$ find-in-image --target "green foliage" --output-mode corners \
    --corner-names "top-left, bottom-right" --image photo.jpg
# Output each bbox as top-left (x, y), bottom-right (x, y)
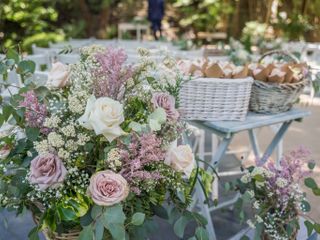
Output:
top-left (0, 0), bottom-right (63, 52)
top-left (173, 0), bottom-right (233, 35)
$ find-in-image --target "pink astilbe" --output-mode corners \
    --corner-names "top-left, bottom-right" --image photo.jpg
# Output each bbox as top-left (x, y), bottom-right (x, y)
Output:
top-left (93, 47), bottom-right (133, 99)
top-left (20, 90), bottom-right (49, 134)
top-left (119, 133), bottom-right (165, 194)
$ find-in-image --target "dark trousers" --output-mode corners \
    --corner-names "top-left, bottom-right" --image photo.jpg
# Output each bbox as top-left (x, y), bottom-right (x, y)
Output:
top-left (150, 19), bottom-right (162, 40)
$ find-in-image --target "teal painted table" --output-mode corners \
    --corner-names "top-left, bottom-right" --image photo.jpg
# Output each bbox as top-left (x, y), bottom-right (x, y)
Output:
top-left (189, 108), bottom-right (311, 239)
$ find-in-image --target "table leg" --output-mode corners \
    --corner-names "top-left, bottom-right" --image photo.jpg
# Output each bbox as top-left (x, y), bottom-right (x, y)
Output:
top-left (195, 180), bottom-right (217, 239)
top-left (210, 136), bottom-right (233, 167)
top-left (259, 121), bottom-right (292, 165)
top-left (248, 129), bottom-right (261, 161)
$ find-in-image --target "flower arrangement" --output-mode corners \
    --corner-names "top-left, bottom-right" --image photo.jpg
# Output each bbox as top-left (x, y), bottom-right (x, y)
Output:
top-left (229, 147), bottom-right (320, 240)
top-left (0, 47), bottom-right (211, 239)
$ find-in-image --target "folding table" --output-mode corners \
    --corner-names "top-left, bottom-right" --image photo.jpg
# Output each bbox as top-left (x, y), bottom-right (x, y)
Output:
top-left (188, 108), bottom-right (311, 239)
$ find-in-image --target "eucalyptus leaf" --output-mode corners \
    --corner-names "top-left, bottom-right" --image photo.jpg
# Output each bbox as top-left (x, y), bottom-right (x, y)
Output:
top-left (195, 226), bottom-right (209, 240)
top-left (107, 223), bottom-right (126, 240)
top-left (305, 178), bottom-right (318, 189)
top-left (6, 49), bottom-right (19, 63)
top-left (131, 212), bottom-right (145, 226)
top-left (305, 220), bottom-right (314, 236)
top-left (173, 215), bottom-right (189, 238)
top-left (103, 204), bottom-right (126, 226)
top-left (95, 218), bottom-right (105, 240)
top-left (79, 225), bottom-right (94, 240)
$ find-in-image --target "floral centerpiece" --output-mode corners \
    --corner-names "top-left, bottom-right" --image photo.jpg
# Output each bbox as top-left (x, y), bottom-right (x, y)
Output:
top-left (229, 147), bottom-right (320, 240)
top-left (0, 47), bottom-right (211, 239)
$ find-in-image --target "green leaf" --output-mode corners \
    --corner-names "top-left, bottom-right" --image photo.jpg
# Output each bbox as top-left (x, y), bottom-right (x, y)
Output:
top-left (313, 188), bottom-right (320, 196)
top-left (225, 182), bottom-right (231, 191)
top-left (26, 127), bottom-right (40, 141)
top-left (308, 161), bottom-right (316, 170)
top-left (3, 105), bottom-right (14, 121)
top-left (305, 178), bottom-right (318, 189)
top-left (153, 205), bottom-right (168, 219)
top-left (107, 223), bottom-right (126, 240)
top-left (58, 207), bottom-right (77, 221)
top-left (301, 200), bottom-right (311, 212)
top-left (305, 220), bottom-right (314, 236)
top-left (28, 227), bottom-right (40, 240)
top-left (79, 225), bottom-right (94, 240)
top-left (192, 212), bottom-right (208, 226)
top-left (6, 49), bottom-right (19, 63)
top-left (17, 60), bottom-right (36, 74)
top-left (253, 174), bottom-right (264, 182)
top-left (240, 236), bottom-right (250, 240)
top-left (177, 190), bottom-right (186, 203)
top-left (314, 223), bottom-right (320, 234)
top-left (0, 62), bottom-right (6, 74)
top-left (195, 227), bottom-right (209, 240)
top-left (131, 212), bottom-right (145, 226)
top-left (103, 204), bottom-right (126, 225)
top-left (91, 205), bottom-right (103, 219)
top-left (188, 237), bottom-right (197, 240)
top-left (173, 215), bottom-right (189, 238)
top-left (95, 218), bottom-right (104, 240)
top-left (5, 59), bottom-right (15, 67)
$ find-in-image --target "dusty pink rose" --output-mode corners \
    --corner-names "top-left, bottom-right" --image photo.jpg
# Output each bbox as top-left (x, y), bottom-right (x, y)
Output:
top-left (29, 153), bottom-right (67, 190)
top-left (151, 92), bottom-right (179, 121)
top-left (87, 170), bottom-right (129, 206)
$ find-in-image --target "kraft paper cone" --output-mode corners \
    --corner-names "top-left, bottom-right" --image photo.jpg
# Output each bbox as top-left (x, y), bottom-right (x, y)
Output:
top-left (268, 68), bottom-right (286, 83)
top-left (201, 59), bottom-right (209, 75)
top-left (284, 66), bottom-right (295, 83)
top-left (205, 63), bottom-right (224, 78)
top-left (189, 62), bottom-right (202, 74)
top-left (233, 65), bottom-right (249, 79)
top-left (223, 68), bottom-right (233, 78)
top-left (253, 67), bottom-right (269, 81)
top-left (248, 63), bottom-right (261, 77)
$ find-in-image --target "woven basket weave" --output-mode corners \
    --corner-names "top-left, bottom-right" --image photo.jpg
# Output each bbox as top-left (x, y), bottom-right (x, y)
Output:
top-left (179, 77), bottom-right (253, 121)
top-left (33, 214), bottom-right (80, 240)
top-left (249, 50), bottom-right (308, 114)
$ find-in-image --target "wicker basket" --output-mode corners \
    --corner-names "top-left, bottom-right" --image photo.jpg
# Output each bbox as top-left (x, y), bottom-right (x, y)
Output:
top-left (179, 77), bottom-right (253, 121)
top-left (33, 214), bottom-right (80, 240)
top-left (249, 50), bottom-right (308, 114)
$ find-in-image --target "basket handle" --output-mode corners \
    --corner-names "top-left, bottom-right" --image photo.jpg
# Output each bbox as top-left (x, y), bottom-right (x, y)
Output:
top-left (259, 50), bottom-right (300, 64)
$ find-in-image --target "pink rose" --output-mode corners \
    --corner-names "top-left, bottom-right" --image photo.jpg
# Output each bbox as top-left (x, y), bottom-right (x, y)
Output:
top-left (29, 153), bottom-right (67, 190)
top-left (151, 92), bottom-right (179, 121)
top-left (87, 170), bottom-right (129, 206)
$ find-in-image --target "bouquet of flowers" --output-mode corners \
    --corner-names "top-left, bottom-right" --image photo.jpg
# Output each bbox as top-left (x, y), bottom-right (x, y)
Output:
top-left (229, 147), bottom-right (320, 240)
top-left (0, 46), bottom-right (210, 239)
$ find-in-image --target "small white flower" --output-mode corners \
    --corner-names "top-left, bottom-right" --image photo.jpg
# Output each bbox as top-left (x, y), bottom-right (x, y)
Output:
top-left (240, 173), bottom-right (251, 183)
top-left (48, 132), bottom-right (64, 148)
top-left (275, 178), bottom-right (288, 188)
top-left (253, 201), bottom-right (260, 209)
top-left (247, 219), bottom-right (256, 229)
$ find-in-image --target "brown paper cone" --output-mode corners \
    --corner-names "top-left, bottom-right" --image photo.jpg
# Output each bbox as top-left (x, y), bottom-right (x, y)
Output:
top-left (233, 65), bottom-right (249, 79)
top-left (205, 63), bottom-right (224, 78)
top-left (268, 68), bottom-right (286, 83)
top-left (284, 66), bottom-right (294, 83)
top-left (189, 63), bottom-right (202, 74)
top-left (253, 67), bottom-right (269, 81)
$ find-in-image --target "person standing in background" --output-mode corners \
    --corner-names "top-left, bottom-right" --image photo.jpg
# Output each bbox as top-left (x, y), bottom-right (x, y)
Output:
top-left (148, 0), bottom-right (164, 40)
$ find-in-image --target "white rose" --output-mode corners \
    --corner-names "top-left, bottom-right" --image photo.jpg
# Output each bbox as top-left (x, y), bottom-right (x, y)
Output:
top-left (78, 96), bottom-right (125, 142)
top-left (47, 62), bottom-right (69, 88)
top-left (165, 144), bottom-right (195, 177)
